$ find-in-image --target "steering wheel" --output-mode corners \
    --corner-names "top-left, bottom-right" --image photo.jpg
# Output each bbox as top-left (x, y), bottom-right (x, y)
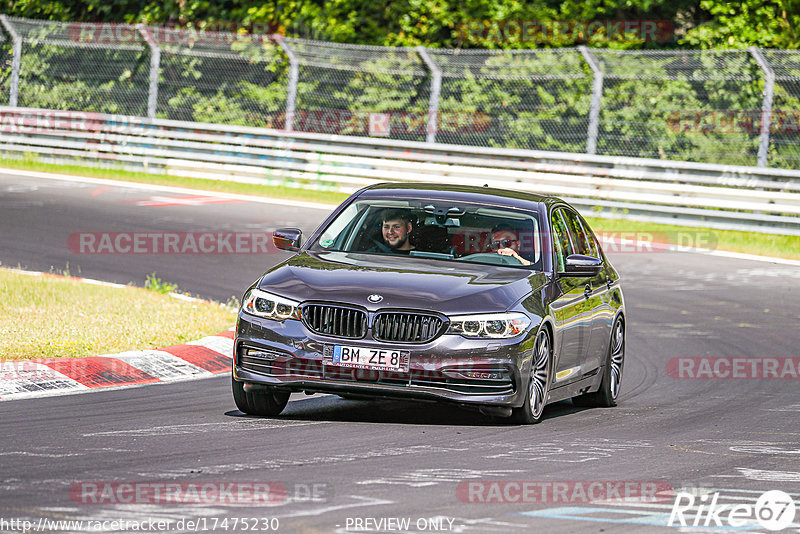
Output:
top-left (457, 252), bottom-right (523, 266)
top-left (369, 238), bottom-right (393, 253)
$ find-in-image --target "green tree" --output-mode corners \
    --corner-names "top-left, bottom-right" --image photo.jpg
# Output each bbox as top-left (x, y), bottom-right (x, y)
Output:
top-left (681, 0), bottom-right (800, 49)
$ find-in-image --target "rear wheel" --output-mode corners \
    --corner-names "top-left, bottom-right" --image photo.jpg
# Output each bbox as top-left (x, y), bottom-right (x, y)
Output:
top-left (573, 316), bottom-right (625, 408)
top-left (232, 376), bottom-right (290, 416)
top-left (511, 328), bottom-right (551, 424)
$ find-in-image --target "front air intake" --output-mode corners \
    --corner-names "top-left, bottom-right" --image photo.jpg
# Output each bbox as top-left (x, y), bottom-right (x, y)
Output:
top-left (300, 304), bottom-right (368, 339)
top-left (373, 312), bottom-right (445, 343)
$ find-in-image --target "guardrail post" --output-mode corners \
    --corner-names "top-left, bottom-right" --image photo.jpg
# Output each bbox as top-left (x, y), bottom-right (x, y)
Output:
top-left (579, 46), bottom-right (603, 155)
top-left (275, 36), bottom-right (298, 132)
top-left (417, 46), bottom-right (442, 144)
top-left (749, 46), bottom-right (775, 168)
top-left (0, 15), bottom-right (22, 107)
top-left (136, 24), bottom-right (160, 119)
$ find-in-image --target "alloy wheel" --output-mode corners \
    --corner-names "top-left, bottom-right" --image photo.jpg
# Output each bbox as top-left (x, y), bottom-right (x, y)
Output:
top-left (609, 319), bottom-right (625, 400)
top-left (528, 330), bottom-right (550, 419)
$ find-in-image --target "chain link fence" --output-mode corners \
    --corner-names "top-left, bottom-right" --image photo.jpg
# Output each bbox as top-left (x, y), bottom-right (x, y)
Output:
top-left (5, 18), bottom-right (151, 115)
top-left (1, 16), bottom-right (799, 169)
top-left (154, 26), bottom-right (287, 126)
top-left (765, 50), bottom-right (800, 169)
top-left (287, 38), bottom-right (429, 140)
top-left (430, 48), bottom-right (591, 151)
top-left (0, 30), bottom-right (11, 104)
top-left (592, 49), bottom-right (765, 167)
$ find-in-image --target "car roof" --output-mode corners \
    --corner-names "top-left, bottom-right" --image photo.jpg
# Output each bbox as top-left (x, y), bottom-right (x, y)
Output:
top-left (358, 182), bottom-right (565, 210)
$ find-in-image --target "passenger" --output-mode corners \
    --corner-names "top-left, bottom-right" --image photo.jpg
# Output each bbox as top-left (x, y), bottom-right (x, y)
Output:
top-left (491, 224), bottom-right (531, 266)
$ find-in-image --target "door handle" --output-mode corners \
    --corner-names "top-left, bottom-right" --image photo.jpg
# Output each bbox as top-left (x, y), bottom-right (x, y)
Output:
top-left (584, 284), bottom-right (592, 298)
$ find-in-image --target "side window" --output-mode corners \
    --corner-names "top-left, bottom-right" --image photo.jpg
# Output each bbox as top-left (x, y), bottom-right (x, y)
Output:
top-left (581, 217), bottom-right (601, 258)
top-left (560, 209), bottom-right (593, 256)
top-left (551, 209), bottom-right (573, 272)
top-left (317, 202), bottom-right (364, 250)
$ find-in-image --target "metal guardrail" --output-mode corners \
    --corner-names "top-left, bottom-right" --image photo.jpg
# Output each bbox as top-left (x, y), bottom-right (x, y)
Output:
top-left (1, 106), bottom-right (800, 235)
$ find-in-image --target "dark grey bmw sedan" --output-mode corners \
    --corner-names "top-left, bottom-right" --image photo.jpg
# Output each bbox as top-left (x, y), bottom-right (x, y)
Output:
top-left (232, 183), bottom-right (625, 424)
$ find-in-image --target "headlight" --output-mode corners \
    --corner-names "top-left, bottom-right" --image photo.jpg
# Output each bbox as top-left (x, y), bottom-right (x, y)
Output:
top-left (241, 288), bottom-right (301, 321)
top-left (446, 312), bottom-right (531, 338)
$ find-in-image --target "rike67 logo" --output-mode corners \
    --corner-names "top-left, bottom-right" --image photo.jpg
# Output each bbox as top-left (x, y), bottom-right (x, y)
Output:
top-left (669, 490), bottom-right (797, 531)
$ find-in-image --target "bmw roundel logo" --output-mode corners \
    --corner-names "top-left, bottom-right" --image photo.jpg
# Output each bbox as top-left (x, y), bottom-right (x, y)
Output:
top-left (367, 294), bottom-right (383, 303)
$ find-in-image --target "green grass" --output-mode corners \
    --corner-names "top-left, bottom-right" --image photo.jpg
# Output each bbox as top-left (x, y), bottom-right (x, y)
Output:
top-left (585, 217), bottom-right (800, 260)
top-left (144, 272), bottom-right (180, 294)
top-left (0, 268), bottom-right (235, 360)
top-left (1, 157), bottom-right (798, 260)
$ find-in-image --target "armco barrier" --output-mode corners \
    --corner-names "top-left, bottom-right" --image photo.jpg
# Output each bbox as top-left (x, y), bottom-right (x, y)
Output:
top-left (1, 106), bottom-right (799, 235)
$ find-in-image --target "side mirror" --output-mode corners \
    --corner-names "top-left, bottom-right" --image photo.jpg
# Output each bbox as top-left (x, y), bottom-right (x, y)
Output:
top-left (273, 228), bottom-right (302, 252)
top-left (562, 254), bottom-right (603, 277)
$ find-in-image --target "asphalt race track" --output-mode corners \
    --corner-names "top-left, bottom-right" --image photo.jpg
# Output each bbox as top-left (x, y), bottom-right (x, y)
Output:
top-left (1, 169), bottom-right (799, 534)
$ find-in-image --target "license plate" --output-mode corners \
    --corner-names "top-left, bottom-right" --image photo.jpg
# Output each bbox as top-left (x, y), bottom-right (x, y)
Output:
top-left (324, 344), bottom-right (410, 372)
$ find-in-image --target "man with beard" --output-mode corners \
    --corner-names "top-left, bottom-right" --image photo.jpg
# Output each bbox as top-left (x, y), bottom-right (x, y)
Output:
top-left (377, 210), bottom-right (415, 254)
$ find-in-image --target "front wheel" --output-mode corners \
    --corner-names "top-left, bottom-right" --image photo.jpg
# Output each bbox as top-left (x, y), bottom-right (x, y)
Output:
top-left (573, 316), bottom-right (625, 408)
top-left (232, 376), bottom-right (290, 416)
top-left (511, 328), bottom-right (551, 424)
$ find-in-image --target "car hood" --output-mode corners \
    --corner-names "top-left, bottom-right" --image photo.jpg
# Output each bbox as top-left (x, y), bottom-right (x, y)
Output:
top-left (257, 251), bottom-right (545, 314)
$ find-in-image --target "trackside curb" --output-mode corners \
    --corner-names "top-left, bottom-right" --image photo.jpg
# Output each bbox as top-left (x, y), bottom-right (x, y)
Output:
top-left (0, 269), bottom-right (235, 402)
top-left (0, 330), bottom-right (234, 401)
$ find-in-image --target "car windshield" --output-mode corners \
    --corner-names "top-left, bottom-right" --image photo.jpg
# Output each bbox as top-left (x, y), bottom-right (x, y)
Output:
top-left (311, 198), bottom-right (542, 269)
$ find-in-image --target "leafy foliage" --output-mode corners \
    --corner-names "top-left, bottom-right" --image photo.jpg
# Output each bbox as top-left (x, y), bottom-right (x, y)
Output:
top-left (0, 0), bottom-right (796, 49)
top-left (682, 0), bottom-right (800, 49)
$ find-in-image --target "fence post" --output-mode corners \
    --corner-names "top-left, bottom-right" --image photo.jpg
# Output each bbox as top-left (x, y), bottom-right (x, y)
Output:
top-left (749, 46), bottom-right (775, 168)
top-left (578, 46), bottom-right (603, 155)
top-left (0, 15), bottom-right (22, 107)
top-left (275, 36), bottom-right (298, 132)
top-left (136, 24), bottom-right (160, 119)
top-left (416, 46), bottom-right (442, 144)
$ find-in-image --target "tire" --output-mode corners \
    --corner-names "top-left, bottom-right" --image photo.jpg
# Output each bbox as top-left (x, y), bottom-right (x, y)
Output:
top-left (232, 376), bottom-right (290, 416)
top-left (511, 327), bottom-right (551, 424)
top-left (572, 316), bottom-right (625, 408)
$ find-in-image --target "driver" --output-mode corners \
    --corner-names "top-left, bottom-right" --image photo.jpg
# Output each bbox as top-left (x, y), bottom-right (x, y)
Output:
top-left (491, 224), bottom-right (531, 266)
top-left (379, 210), bottom-right (415, 254)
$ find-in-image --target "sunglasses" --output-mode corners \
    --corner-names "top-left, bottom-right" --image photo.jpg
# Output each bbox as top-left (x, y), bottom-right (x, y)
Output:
top-left (490, 238), bottom-right (518, 249)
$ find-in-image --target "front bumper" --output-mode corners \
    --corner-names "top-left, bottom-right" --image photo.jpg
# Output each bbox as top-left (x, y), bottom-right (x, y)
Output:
top-left (233, 313), bottom-right (535, 407)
